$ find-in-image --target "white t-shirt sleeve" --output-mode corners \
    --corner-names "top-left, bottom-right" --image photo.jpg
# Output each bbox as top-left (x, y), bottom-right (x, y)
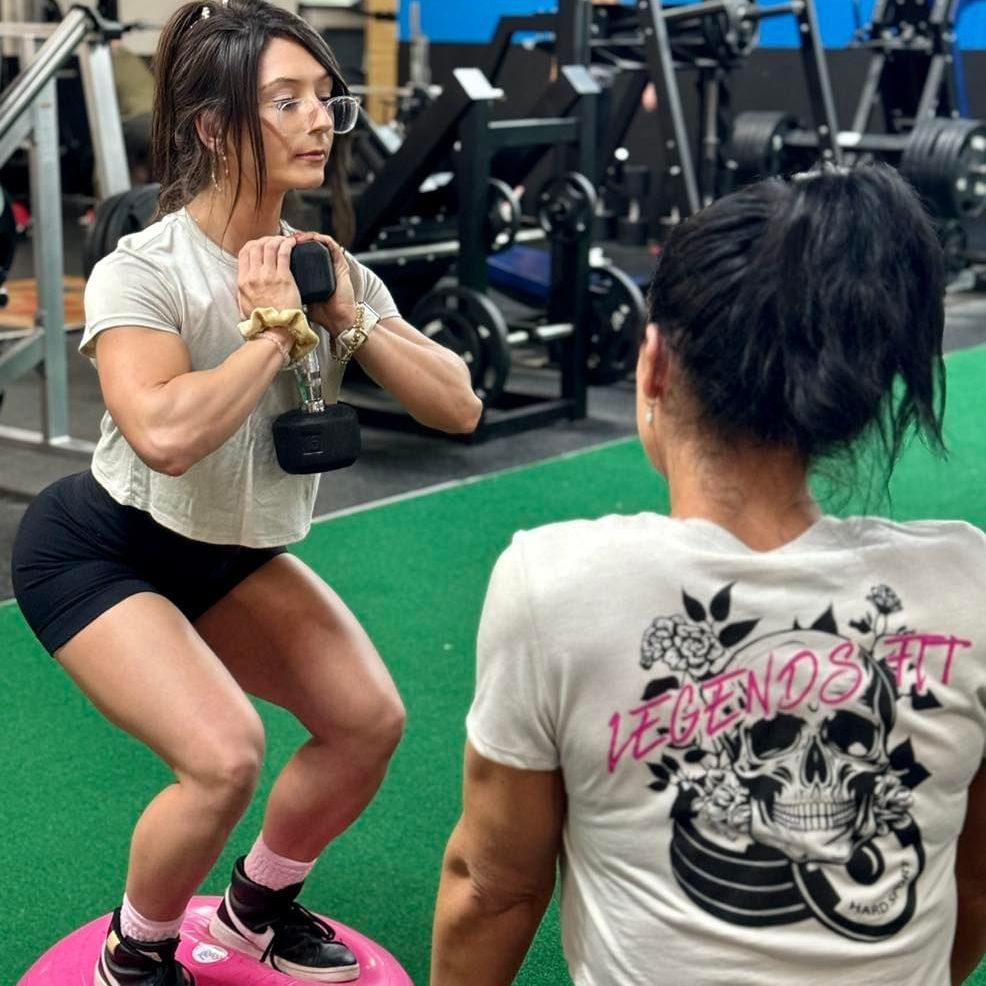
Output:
top-left (347, 255), bottom-right (400, 321)
top-left (466, 536), bottom-right (560, 771)
top-left (80, 251), bottom-right (181, 360)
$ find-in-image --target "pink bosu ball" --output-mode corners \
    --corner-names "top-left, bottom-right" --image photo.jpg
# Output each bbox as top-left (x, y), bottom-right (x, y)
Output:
top-left (18, 895), bottom-right (413, 985)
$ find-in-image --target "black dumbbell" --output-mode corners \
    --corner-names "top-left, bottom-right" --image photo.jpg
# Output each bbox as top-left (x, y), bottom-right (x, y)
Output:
top-left (597, 150), bottom-right (627, 241)
top-left (617, 164), bottom-right (651, 247)
top-left (271, 241), bottom-right (361, 474)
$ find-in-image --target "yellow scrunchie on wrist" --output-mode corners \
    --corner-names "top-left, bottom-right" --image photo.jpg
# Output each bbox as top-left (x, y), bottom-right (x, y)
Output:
top-left (237, 308), bottom-right (320, 364)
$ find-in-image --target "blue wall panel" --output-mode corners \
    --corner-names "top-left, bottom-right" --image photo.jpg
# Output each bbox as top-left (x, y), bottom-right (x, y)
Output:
top-left (399, 0), bottom-right (986, 49)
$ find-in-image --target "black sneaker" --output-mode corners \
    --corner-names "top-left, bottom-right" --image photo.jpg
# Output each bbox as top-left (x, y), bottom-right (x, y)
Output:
top-left (208, 857), bottom-right (359, 982)
top-left (93, 907), bottom-right (195, 986)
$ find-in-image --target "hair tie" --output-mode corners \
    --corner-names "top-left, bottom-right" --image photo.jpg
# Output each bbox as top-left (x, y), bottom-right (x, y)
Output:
top-left (200, 0), bottom-right (227, 18)
top-left (792, 163), bottom-right (852, 183)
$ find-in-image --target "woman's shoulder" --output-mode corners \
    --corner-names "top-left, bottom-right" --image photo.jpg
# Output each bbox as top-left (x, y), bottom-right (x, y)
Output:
top-left (844, 515), bottom-right (986, 551)
top-left (510, 513), bottom-right (663, 567)
top-left (89, 211), bottom-right (188, 283)
top-left (510, 513), bottom-right (986, 568)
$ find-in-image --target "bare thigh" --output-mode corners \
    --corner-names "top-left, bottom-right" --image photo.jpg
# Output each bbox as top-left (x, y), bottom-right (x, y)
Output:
top-left (56, 592), bottom-right (265, 776)
top-left (194, 554), bottom-right (403, 738)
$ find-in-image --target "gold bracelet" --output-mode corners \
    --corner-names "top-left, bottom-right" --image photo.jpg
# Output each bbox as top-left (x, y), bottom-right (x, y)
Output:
top-left (249, 331), bottom-right (291, 368)
top-left (333, 304), bottom-right (375, 366)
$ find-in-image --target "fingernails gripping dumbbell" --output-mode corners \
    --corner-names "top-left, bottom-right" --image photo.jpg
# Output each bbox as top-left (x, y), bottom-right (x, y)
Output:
top-left (272, 241), bottom-right (362, 474)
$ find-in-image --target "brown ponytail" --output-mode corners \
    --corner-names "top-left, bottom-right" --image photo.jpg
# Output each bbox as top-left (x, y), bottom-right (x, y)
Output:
top-left (150, 2), bottom-right (209, 216)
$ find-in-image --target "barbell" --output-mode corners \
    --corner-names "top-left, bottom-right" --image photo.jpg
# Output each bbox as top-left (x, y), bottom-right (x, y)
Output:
top-left (730, 112), bottom-right (986, 220)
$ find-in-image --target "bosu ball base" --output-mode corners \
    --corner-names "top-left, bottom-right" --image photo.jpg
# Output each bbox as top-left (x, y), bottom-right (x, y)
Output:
top-left (18, 895), bottom-right (412, 985)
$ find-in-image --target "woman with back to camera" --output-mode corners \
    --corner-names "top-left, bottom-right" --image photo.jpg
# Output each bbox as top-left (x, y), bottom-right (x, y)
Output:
top-left (11, 1), bottom-right (481, 984)
top-left (432, 165), bottom-right (986, 986)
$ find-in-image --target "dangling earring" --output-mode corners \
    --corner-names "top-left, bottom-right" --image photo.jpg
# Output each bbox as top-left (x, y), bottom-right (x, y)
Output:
top-left (211, 149), bottom-right (227, 192)
top-left (646, 401), bottom-right (657, 426)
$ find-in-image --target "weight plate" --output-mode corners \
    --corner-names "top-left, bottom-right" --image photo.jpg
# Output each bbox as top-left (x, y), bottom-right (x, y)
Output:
top-left (669, 0), bottom-right (759, 66)
top-left (410, 285), bottom-right (511, 404)
top-left (537, 171), bottom-right (598, 241)
top-left (730, 111), bottom-right (798, 185)
top-left (587, 264), bottom-right (647, 385)
top-left (952, 122), bottom-right (986, 219)
top-left (486, 178), bottom-right (522, 255)
top-left (84, 188), bottom-right (130, 277)
top-left (901, 118), bottom-right (945, 199)
top-left (929, 120), bottom-right (969, 216)
top-left (707, 0), bottom-right (760, 64)
top-left (902, 119), bottom-right (986, 220)
top-left (938, 220), bottom-right (967, 277)
top-left (84, 183), bottom-right (161, 276)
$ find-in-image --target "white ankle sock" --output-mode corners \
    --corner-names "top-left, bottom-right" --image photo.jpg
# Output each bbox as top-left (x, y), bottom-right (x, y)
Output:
top-left (119, 894), bottom-right (184, 942)
top-left (243, 833), bottom-right (317, 891)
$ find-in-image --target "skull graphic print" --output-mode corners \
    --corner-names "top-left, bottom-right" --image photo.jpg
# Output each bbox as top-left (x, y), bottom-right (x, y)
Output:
top-left (605, 583), bottom-right (967, 942)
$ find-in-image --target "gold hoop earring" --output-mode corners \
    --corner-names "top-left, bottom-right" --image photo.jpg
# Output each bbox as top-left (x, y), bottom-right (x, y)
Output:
top-left (210, 150), bottom-right (228, 192)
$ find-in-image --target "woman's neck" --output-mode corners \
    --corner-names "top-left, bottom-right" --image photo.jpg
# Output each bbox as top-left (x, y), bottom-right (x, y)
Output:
top-left (186, 187), bottom-right (286, 256)
top-left (665, 439), bottom-right (821, 551)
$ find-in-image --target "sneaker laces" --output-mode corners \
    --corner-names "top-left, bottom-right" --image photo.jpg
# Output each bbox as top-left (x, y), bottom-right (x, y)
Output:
top-left (259, 902), bottom-right (338, 964)
top-left (167, 962), bottom-right (195, 986)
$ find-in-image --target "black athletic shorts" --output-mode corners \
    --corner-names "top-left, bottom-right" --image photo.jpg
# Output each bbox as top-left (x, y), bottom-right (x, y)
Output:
top-left (11, 470), bottom-right (286, 655)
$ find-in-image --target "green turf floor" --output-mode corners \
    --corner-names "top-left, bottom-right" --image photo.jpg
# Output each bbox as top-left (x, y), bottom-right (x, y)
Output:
top-left (4, 345), bottom-right (986, 984)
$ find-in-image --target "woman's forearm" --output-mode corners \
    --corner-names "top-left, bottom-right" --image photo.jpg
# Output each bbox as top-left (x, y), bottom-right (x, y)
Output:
top-left (143, 332), bottom-right (289, 475)
top-left (353, 322), bottom-right (482, 434)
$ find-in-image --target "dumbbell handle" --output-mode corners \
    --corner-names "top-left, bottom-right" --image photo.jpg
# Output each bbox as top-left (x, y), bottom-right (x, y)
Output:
top-left (293, 350), bottom-right (326, 414)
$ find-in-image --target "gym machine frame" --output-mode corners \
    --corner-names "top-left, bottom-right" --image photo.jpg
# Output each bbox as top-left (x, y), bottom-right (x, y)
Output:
top-left (348, 65), bottom-right (600, 441)
top-left (851, 0), bottom-right (972, 136)
top-left (729, 0), bottom-right (986, 229)
top-left (586, 0), bottom-right (841, 218)
top-left (0, 5), bottom-right (130, 458)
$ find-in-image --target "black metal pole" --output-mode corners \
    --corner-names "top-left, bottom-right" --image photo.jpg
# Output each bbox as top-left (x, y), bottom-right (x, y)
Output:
top-left (698, 69), bottom-right (721, 206)
top-left (638, 0), bottom-right (701, 215)
top-left (793, 0), bottom-right (842, 167)
top-left (455, 99), bottom-right (494, 293)
top-left (555, 0), bottom-right (593, 66)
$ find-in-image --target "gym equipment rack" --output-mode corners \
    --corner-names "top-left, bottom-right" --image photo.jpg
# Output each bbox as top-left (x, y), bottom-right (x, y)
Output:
top-left (347, 63), bottom-right (601, 442)
top-left (585, 0), bottom-right (841, 219)
top-left (0, 6), bottom-right (130, 459)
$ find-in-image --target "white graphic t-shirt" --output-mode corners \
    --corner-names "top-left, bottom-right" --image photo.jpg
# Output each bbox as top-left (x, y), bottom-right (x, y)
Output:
top-left (81, 209), bottom-right (399, 548)
top-left (467, 513), bottom-right (986, 986)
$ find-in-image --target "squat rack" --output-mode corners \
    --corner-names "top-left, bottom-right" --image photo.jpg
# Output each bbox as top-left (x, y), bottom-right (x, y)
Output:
top-left (0, 5), bottom-right (130, 458)
top-left (585, 0), bottom-right (841, 218)
top-left (850, 0), bottom-right (976, 134)
top-left (349, 62), bottom-right (601, 441)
